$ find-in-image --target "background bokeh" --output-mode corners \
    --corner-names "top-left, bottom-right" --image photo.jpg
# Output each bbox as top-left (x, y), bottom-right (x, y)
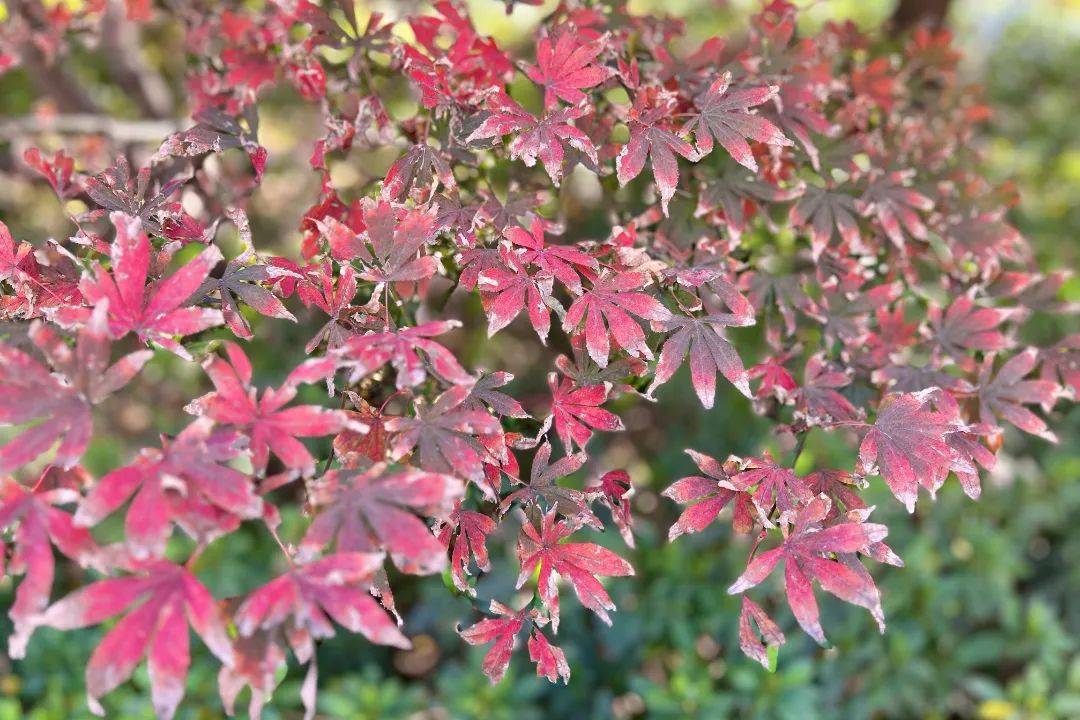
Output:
top-left (1, 1), bottom-right (1078, 718)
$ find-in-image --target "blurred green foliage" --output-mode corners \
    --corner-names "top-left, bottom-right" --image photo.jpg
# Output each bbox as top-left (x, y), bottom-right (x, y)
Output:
top-left (1, 1), bottom-right (1078, 718)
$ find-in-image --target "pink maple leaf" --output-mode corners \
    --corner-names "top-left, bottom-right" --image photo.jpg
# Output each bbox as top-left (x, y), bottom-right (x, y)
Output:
top-left (1, 467), bottom-right (99, 657)
top-left (235, 551), bottom-right (408, 649)
top-left (0, 221), bottom-right (33, 283)
top-left (384, 385), bottom-right (506, 491)
top-left (185, 342), bottom-right (353, 477)
top-left (545, 372), bottom-right (624, 451)
top-left (592, 468), bottom-right (635, 548)
top-left (40, 559), bottom-right (235, 720)
top-left (301, 462), bottom-right (464, 574)
top-left (789, 185), bottom-right (861, 257)
top-left (0, 306), bottom-right (151, 473)
top-left (649, 311), bottom-right (753, 408)
top-left (437, 507), bottom-right (498, 595)
top-left (458, 600), bottom-right (525, 684)
top-left (616, 98), bottom-right (699, 215)
top-left (796, 353), bottom-right (861, 425)
top-left (516, 509), bottom-right (633, 631)
top-left (859, 172), bottom-right (934, 248)
top-left (468, 95), bottom-right (597, 184)
top-left (858, 390), bottom-right (955, 512)
top-left (524, 32), bottom-right (613, 109)
top-left (687, 73), bottom-right (791, 171)
top-left (193, 211), bottom-right (296, 339)
top-left (352, 200), bottom-right (440, 284)
top-left (738, 596), bottom-right (786, 669)
top-left (505, 217), bottom-right (598, 294)
top-left (663, 449), bottom-right (753, 540)
top-left (926, 294), bottom-right (1014, 370)
top-left (727, 496), bottom-right (889, 645)
top-left (80, 213), bottom-right (223, 359)
top-left (337, 320), bottom-right (473, 389)
top-left (74, 418), bottom-right (262, 558)
top-left (528, 629), bottom-right (570, 684)
top-left (476, 248), bottom-right (556, 342)
top-left (500, 439), bottom-right (597, 528)
top-left (728, 453), bottom-right (815, 525)
top-left (563, 271), bottom-right (672, 367)
top-left (977, 349), bottom-right (1061, 442)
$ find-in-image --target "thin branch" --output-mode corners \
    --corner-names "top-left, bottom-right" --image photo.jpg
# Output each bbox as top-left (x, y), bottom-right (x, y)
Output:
top-left (0, 114), bottom-right (183, 143)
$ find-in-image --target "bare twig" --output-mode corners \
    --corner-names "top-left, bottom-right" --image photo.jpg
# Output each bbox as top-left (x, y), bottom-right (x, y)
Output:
top-left (0, 114), bottom-right (183, 143)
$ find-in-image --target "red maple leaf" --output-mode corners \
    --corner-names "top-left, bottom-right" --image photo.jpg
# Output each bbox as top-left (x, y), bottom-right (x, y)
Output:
top-left (476, 247), bottom-right (556, 342)
top-left (516, 509), bottom-right (633, 630)
top-left (437, 507), bottom-right (498, 595)
top-left (858, 390), bottom-right (955, 512)
top-left (563, 271), bottom-right (671, 368)
top-left (738, 597), bottom-right (786, 669)
top-left (663, 449), bottom-right (753, 540)
top-left (789, 185), bottom-right (861, 258)
top-left (859, 172), bottom-right (934, 248)
top-left (301, 462), bottom-right (464, 574)
top-left (458, 600), bottom-right (525, 684)
top-left (728, 453), bottom-right (815, 524)
top-left (75, 418), bottom-right (262, 558)
top-left (461, 371), bottom-right (529, 419)
top-left (337, 321), bottom-right (473, 389)
top-left (39, 559), bottom-right (235, 720)
top-left (458, 600), bottom-right (570, 685)
top-left (523, 32), bottom-right (613, 109)
top-left (544, 372), bottom-right (624, 451)
top-left (193, 211), bottom-right (296, 339)
top-left (0, 305), bottom-right (151, 473)
top-left (528, 629), bottom-right (570, 684)
top-left (977, 349), bottom-right (1061, 442)
top-left (649, 311), bottom-right (753, 408)
top-left (381, 142), bottom-right (456, 203)
top-left (796, 353), bottom-right (861, 425)
top-left (229, 552), bottom-right (407, 718)
top-left (0, 221), bottom-right (33, 284)
top-left (185, 342), bottom-right (352, 477)
top-left (727, 496), bottom-right (889, 645)
top-left (749, 352), bottom-right (800, 402)
top-left (1, 467), bottom-right (99, 657)
top-left (333, 396), bottom-right (390, 469)
top-left (1040, 334), bottom-right (1080, 399)
top-left (352, 200), bottom-right (440, 284)
top-left (926, 294), bottom-right (1014, 370)
top-left (295, 263), bottom-right (362, 354)
top-left (504, 217), bottom-right (598, 294)
top-left (687, 73), bottom-right (791, 172)
top-left (468, 95), bottom-right (597, 184)
top-left (592, 468), bottom-right (635, 548)
top-left (23, 147), bottom-right (79, 200)
top-left (79, 213), bottom-right (223, 359)
top-left (500, 439), bottom-right (597, 527)
top-left (616, 97), bottom-right (699, 215)
top-left (235, 551), bottom-right (408, 649)
top-left (385, 385), bottom-right (506, 490)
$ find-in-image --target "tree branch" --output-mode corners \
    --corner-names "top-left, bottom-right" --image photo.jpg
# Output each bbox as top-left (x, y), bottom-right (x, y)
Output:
top-left (100, 0), bottom-right (175, 119)
top-left (0, 114), bottom-right (183, 143)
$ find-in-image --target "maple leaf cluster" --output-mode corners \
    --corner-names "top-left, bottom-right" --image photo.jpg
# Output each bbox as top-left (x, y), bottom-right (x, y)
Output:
top-left (0, 0), bottom-right (1076, 717)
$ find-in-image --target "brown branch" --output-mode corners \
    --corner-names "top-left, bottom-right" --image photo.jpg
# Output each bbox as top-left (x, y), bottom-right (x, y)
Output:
top-left (16, 43), bottom-right (101, 115)
top-left (100, 0), bottom-right (175, 119)
top-left (0, 114), bottom-right (183, 143)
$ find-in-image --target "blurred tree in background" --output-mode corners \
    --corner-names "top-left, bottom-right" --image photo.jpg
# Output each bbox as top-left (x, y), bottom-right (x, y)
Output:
top-left (0, 1), bottom-right (1077, 718)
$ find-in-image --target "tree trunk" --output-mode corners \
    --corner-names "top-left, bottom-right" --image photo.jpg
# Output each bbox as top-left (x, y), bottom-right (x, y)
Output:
top-left (890, 0), bottom-right (952, 32)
